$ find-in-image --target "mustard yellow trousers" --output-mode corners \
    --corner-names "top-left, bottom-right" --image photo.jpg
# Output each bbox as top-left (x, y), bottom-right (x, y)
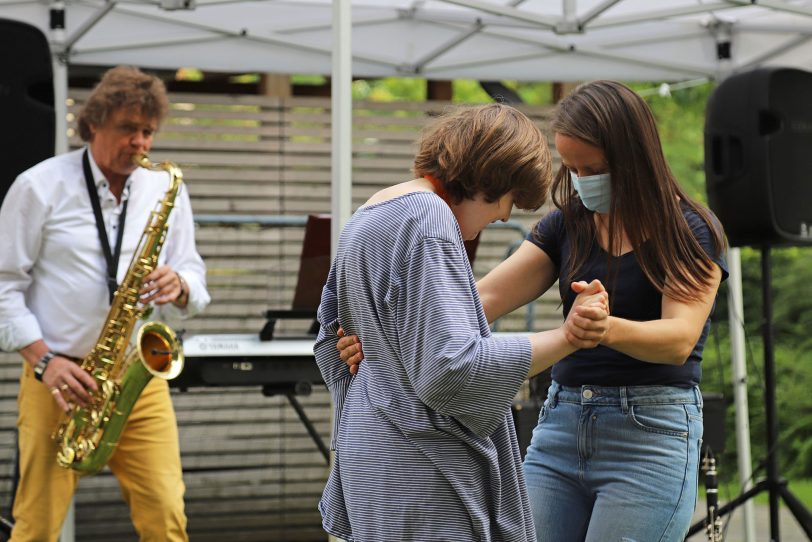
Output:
top-left (11, 362), bottom-right (188, 542)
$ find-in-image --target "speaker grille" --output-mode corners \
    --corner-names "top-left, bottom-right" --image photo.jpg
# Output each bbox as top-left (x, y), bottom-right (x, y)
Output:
top-left (705, 67), bottom-right (812, 247)
top-left (0, 18), bottom-right (55, 208)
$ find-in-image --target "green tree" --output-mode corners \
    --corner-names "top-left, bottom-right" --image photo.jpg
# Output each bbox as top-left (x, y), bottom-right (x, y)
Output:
top-left (629, 82), bottom-right (715, 202)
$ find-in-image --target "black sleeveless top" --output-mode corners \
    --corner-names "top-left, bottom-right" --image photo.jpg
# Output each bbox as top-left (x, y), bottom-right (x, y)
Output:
top-left (527, 205), bottom-right (728, 388)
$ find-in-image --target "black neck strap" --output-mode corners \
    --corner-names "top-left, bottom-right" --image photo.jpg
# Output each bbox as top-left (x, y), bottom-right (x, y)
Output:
top-left (82, 148), bottom-right (129, 304)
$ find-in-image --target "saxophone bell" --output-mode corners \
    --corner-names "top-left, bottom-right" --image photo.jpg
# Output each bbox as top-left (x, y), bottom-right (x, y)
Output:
top-left (133, 321), bottom-right (184, 381)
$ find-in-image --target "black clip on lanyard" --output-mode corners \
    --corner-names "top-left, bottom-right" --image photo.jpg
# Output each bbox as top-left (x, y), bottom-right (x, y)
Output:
top-left (82, 149), bottom-right (129, 304)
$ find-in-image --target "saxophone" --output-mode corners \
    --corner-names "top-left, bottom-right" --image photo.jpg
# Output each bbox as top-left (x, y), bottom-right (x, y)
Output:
top-left (52, 153), bottom-right (185, 475)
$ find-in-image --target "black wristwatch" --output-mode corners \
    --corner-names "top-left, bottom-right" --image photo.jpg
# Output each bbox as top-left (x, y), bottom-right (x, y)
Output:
top-left (33, 351), bottom-right (55, 382)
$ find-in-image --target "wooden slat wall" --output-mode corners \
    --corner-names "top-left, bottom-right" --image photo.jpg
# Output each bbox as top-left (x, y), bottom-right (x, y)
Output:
top-left (0, 354), bottom-right (18, 541)
top-left (0, 93), bottom-right (563, 541)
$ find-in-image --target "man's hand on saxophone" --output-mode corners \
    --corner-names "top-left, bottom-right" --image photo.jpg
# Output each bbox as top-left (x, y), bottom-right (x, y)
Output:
top-left (139, 264), bottom-right (189, 307)
top-left (19, 340), bottom-right (97, 412)
top-left (42, 356), bottom-right (98, 412)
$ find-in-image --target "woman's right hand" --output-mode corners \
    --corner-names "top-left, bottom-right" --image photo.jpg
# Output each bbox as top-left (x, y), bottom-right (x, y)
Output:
top-left (563, 280), bottom-right (610, 349)
top-left (337, 327), bottom-right (364, 375)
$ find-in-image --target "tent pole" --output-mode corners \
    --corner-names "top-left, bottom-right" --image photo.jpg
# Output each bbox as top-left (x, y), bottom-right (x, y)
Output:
top-left (53, 58), bottom-right (68, 156)
top-left (50, 3), bottom-right (74, 541)
top-left (329, 3), bottom-right (351, 542)
top-left (50, 0), bottom-right (68, 155)
top-left (727, 247), bottom-right (757, 542)
top-left (331, 0), bottom-right (352, 257)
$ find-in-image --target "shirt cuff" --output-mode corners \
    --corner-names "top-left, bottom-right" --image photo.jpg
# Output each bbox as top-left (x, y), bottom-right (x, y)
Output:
top-left (183, 274), bottom-right (210, 316)
top-left (0, 314), bottom-right (43, 352)
top-left (162, 273), bottom-right (209, 319)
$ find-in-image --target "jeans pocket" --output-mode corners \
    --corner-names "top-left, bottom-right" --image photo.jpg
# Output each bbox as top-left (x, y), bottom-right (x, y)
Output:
top-left (628, 404), bottom-right (690, 437)
top-left (686, 402), bottom-right (703, 422)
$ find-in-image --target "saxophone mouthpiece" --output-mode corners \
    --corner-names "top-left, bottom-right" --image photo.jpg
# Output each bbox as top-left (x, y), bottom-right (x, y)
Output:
top-left (133, 153), bottom-right (150, 168)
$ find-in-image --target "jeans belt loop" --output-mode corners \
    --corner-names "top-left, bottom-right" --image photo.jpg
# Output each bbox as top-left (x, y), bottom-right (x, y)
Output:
top-left (620, 386), bottom-right (630, 414)
top-left (548, 382), bottom-right (560, 408)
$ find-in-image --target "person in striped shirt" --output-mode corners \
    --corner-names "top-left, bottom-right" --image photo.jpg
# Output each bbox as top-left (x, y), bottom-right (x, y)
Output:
top-left (341, 81), bottom-right (727, 542)
top-left (314, 103), bottom-right (610, 542)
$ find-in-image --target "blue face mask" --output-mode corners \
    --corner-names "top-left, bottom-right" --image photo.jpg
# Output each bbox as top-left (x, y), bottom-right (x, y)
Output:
top-left (570, 171), bottom-right (612, 214)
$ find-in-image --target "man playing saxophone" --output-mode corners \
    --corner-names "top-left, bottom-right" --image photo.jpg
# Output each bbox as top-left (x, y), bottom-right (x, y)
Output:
top-left (0, 65), bottom-right (210, 541)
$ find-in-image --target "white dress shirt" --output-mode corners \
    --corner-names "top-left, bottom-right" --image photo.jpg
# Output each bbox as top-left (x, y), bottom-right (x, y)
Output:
top-left (0, 147), bottom-right (210, 357)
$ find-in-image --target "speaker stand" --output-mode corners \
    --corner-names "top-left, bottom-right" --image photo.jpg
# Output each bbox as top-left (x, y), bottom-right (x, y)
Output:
top-left (687, 246), bottom-right (812, 541)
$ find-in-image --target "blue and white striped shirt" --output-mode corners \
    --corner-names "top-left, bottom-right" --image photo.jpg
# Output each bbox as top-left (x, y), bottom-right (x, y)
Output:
top-left (315, 192), bottom-right (535, 541)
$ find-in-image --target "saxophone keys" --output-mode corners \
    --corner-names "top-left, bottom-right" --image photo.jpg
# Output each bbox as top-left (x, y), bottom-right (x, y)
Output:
top-left (56, 446), bottom-right (76, 467)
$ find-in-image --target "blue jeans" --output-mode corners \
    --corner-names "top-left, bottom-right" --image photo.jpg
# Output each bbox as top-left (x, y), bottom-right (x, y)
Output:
top-left (523, 381), bottom-right (703, 542)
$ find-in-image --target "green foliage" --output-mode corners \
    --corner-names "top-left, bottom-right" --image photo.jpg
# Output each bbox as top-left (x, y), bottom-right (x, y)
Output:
top-left (291, 74), bottom-right (327, 85)
top-left (701, 314), bottom-right (812, 483)
top-left (768, 248), bottom-right (812, 349)
top-left (513, 82), bottom-right (554, 105)
top-left (347, 78), bottom-right (555, 105)
top-left (718, 247), bottom-right (812, 349)
top-left (452, 81), bottom-right (554, 105)
top-left (352, 77), bottom-right (427, 102)
top-left (453, 79), bottom-right (553, 105)
top-left (451, 80), bottom-right (493, 103)
top-left (628, 81), bottom-right (715, 202)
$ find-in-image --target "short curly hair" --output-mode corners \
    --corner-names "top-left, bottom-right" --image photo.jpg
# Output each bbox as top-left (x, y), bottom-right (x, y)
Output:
top-left (413, 103), bottom-right (552, 211)
top-left (77, 65), bottom-right (169, 142)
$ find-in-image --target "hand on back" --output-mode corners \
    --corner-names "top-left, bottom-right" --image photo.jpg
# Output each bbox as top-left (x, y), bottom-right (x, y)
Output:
top-left (337, 327), bottom-right (364, 374)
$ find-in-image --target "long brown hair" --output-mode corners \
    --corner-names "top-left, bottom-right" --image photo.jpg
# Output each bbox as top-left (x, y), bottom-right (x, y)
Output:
top-left (549, 80), bottom-right (725, 302)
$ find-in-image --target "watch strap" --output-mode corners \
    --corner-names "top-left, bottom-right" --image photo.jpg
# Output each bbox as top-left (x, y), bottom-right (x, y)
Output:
top-left (33, 351), bottom-right (55, 382)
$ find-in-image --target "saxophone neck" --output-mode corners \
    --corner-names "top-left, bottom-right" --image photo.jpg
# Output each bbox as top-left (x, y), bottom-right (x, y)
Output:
top-left (133, 153), bottom-right (184, 190)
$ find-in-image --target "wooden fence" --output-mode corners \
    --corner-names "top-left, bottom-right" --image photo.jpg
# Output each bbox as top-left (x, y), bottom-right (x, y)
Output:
top-left (0, 93), bottom-right (562, 541)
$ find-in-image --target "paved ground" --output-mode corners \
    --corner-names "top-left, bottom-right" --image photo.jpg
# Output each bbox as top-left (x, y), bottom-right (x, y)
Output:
top-left (688, 499), bottom-right (809, 541)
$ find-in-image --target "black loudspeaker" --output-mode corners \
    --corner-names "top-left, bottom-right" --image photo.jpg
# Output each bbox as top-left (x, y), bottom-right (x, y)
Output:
top-left (0, 19), bottom-right (54, 208)
top-left (701, 392), bottom-right (726, 454)
top-left (705, 67), bottom-right (812, 247)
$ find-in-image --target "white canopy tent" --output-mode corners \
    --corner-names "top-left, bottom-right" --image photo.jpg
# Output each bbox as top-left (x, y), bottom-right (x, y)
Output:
top-left (4, 2), bottom-right (812, 540)
top-left (4, 0), bottom-right (812, 79)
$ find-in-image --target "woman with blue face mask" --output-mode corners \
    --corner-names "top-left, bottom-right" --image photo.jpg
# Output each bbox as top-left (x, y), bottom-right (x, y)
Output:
top-left (486, 80), bottom-right (728, 542)
top-left (337, 80), bottom-right (728, 541)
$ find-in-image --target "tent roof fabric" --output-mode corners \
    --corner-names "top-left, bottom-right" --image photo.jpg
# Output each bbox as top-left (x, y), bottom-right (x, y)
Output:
top-left (3, 0), bottom-right (812, 81)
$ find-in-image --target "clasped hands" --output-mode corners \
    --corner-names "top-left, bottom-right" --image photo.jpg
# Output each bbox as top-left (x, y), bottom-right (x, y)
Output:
top-left (564, 279), bottom-right (610, 349)
top-left (335, 279), bottom-right (611, 376)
